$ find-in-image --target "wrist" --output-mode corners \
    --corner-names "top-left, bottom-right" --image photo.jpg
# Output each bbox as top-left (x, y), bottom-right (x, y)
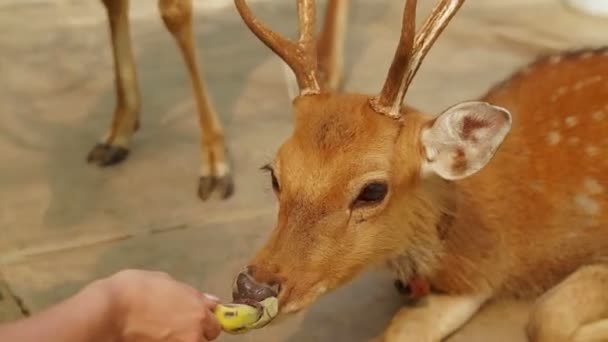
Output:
top-left (99, 270), bottom-right (143, 341)
top-left (83, 278), bottom-right (123, 342)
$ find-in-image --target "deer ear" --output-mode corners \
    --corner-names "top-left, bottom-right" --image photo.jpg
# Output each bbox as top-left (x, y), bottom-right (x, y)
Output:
top-left (420, 101), bottom-right (512, 180)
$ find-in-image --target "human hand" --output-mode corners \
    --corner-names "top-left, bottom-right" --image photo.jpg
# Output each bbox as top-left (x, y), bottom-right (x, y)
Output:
top-left (103, 269), bottom-right (222, 342)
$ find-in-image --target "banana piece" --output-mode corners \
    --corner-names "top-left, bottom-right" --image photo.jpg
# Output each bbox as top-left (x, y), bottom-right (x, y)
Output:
top-left (247, 297), bottom-right (279, 329)
top-left (214, 297), bottom-right (279, 334)
top-left (214, 302), bottom-right (261, 334)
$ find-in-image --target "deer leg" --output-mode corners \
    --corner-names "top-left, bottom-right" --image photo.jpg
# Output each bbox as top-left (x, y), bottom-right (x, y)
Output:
top-left (88, 0), bottom-right (141, 166)
top-left (158, 0), bottom-right (233, 200)
top-left (527, 263), bottom-right (608, 342)
top-left (373, 293), bottom-right (490, 342)
top-left (317, 0), bottom-right (348, 91)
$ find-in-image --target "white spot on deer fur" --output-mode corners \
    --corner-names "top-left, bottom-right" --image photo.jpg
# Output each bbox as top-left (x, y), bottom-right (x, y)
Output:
top-left (575, 194), bottom-right (600, 216)
top-left (565, 116), bottom-right (578, 127)
top-left (589, 75), bottom-right (602, 83)
top-left (584, 178), bottom-right (604, 195)
top-left (547, 131), bottom-right (561, 145)
top-left (592, 110), bottom-right (605, 121)
top-left (586, 145), bottom-right (599, 157)
top-left (566, 232), bottom-right (580, 239)
top-left (550, 86), bottom-right (568, 102)
top-left (573, 82), bottom-right (584, 91)
top-left (568, 136), bottom-right (580, 145)
top-left (574, 76), bottom-right (602, 90)
top-left (548, 55), bottom-right (562, 64)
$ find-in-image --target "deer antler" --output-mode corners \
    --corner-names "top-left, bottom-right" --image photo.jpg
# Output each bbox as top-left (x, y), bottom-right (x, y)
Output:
top-left (371, 0), bottom-right (465, 119)
top-left (235, 0), bottom-right (320, 96)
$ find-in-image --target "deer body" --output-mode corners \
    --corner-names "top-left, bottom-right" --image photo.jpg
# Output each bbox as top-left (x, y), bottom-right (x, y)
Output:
top-left (382, 50), bottom-right (608, 341)
top-left (425, 49), bottom-right (608, 295)
top-left (228, 1), bottom-right (608, 341)
top-left (395, 48), bottom-right (608, 298)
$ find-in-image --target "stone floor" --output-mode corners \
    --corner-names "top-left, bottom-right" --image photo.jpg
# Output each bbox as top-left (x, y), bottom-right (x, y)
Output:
top-left (1, 0), bottom-right (607, 341)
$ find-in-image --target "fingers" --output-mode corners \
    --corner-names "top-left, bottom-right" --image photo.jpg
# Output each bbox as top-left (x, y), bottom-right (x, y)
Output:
top-left (203, 293), bottom-right (220, 302)
top-left (202, 308), bottom-right (222, 341)
top-left (199, 292), bottom-right (221, 340)
top-left (201, 293), bottom-right (220, 310)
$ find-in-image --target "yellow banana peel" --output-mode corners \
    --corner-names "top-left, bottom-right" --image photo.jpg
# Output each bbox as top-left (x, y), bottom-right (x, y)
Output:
top-left (214, 297), bottom-right (279, 334)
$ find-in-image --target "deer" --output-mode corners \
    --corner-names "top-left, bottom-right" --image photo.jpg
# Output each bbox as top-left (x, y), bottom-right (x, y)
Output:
top-left (87, 0), bottom-right (343, 201)
top-left (228, 0), bottom-right (608, 341)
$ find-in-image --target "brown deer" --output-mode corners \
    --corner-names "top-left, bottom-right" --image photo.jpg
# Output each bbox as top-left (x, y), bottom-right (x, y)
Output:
top-left (230, 0), bottom-right (608, 341)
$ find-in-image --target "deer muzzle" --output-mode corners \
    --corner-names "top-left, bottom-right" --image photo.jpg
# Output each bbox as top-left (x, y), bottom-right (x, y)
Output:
top-left (232, 267), bottom-right (279, 304)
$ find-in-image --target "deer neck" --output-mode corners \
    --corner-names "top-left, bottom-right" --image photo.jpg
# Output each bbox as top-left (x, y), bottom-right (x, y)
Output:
top-left (387, 177), bottom-right (503, 295)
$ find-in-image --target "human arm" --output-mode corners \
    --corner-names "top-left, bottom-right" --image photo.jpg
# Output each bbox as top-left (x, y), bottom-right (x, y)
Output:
top-left (0, 269), bottom-right (221, 342)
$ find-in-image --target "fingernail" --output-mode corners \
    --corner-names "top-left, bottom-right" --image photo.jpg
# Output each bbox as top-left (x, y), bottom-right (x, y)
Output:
top-left (203, 293), bottom-right (220, 302)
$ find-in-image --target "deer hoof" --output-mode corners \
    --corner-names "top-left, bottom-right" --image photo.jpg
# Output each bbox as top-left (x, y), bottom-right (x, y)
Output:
top-left (87, 143), bottom-right (129, 166)
top-left (198, 174), bottom-right (234, 201)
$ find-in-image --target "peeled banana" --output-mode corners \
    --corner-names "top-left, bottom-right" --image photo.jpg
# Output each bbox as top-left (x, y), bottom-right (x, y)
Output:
top-left (214, 297), bottom-right (279, 334)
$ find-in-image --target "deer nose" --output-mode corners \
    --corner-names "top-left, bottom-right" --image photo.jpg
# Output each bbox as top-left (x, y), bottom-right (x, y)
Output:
top-left (232, 267), bottom-right (280, 302)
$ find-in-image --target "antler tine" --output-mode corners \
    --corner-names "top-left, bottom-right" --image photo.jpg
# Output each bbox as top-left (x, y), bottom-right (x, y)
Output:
top-left (297, 0), bottom-right (316, 52)
top-left (408, 0), bottom-right (465, 89)
top-left (371, 0), bottom-right (465, 119)
top-left (370, 0), bottom-right (417, 118)
top-left (235, 0), bottom-right (320, 95)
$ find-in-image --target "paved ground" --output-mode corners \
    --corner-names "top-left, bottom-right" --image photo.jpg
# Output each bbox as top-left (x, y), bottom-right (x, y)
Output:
top-left (1, 0), bottom-right (607, 341)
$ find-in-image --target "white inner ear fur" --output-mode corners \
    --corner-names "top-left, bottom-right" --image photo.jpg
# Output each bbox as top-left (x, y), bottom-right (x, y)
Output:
top-left (420, 101), bottom-right (512, 180)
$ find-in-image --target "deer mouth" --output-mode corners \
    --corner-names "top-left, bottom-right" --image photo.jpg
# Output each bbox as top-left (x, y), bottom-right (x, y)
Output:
top-left (232, 271), bottom-right (279, 303)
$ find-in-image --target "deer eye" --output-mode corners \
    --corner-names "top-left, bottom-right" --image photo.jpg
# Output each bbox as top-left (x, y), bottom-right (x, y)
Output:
top-left (270, 172), bottom-right (280, 192)
top-left (354, 182), bottom-right (388, 207)
top-left (261, 164), bottom-right (280, 193)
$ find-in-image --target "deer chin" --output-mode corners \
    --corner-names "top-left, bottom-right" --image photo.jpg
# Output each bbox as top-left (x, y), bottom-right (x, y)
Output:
top-left (241, 284), bottom-right (327, 329)
top-left (278, 282), bottom-right (330, 315)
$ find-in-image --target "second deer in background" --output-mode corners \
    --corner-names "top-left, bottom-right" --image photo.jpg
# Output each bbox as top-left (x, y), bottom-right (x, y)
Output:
top-left (89, 0), bottom-right (347, 201)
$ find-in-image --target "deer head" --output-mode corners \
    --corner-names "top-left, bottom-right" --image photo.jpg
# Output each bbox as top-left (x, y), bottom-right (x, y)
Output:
top-left (232, 0), bottom-right (512, 315)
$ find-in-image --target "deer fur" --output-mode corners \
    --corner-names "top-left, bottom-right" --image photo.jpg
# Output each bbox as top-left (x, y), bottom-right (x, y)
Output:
top-left (232, 0), bottom-right (608, 341)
